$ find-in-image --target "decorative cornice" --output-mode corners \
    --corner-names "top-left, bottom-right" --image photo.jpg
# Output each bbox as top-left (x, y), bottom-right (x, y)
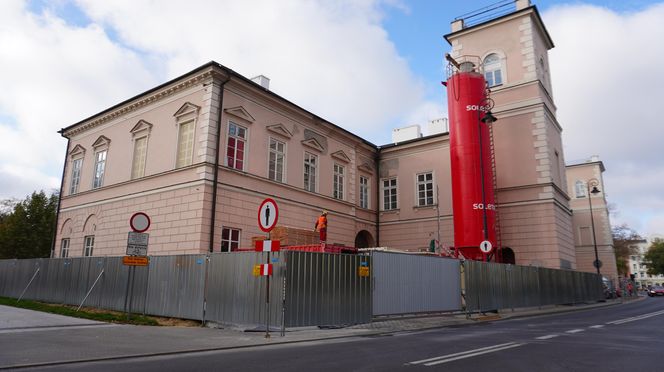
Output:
top-left (266, 123), bottom-right (293, 139)
top-left (331, 150), bottom-right (351, 163)
top-left (92, 135), bottom-right (111, 148)
top-left (63, 70), bottom-right (215, 137)
top-left (225, 106), bottom-right (255, 123)
top-left (301, 138), bottom-right (324, 152)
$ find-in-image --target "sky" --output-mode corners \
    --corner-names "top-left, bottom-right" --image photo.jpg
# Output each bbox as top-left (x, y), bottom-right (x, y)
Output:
top-left (1, 0), bottom-right (663, 239)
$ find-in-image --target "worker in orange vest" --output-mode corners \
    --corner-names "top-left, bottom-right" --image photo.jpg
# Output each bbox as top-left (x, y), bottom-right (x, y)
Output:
top-left (314, 211), bottom-right (328, 243)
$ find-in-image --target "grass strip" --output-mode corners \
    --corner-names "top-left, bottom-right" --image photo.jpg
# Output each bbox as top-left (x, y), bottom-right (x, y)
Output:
top-left (0, 296), bottom-right (159, 326)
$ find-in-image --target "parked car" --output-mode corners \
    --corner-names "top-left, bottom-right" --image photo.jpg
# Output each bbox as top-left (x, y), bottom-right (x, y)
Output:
top-left (648, 285), bottom-right (664, 297)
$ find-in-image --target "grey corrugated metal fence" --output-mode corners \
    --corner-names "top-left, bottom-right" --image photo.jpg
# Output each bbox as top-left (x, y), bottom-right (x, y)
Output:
top-left (0, 252), bottom-right (604, 326)
top-left (284, 251), bottom-right (371, 326)
top-left (372, 252), bottom-right (461, 316)
top-left (463, 260), bottom-right (603, 312)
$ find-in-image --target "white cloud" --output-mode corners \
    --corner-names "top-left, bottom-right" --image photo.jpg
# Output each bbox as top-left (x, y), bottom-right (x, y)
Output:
top-left (544, 3), bottom-right (664, 238)
top-left (0, 0), bottom-right (156, 199)
top-left (0, 0), bottom-right (424, 200)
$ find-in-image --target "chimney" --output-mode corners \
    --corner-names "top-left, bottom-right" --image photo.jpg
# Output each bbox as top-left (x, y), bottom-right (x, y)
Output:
top-left (251, 75), bottom-right (270, 90)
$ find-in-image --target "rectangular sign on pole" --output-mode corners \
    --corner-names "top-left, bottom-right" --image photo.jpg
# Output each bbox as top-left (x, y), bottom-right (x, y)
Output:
top-left (253, 264), bottom-right (273, 276)
top-left (255, 240), bottom-right (281, 252)
top-left (126, 232), bottom-right (149, 256)
top-left (123, 256), bottom-right (149, 266)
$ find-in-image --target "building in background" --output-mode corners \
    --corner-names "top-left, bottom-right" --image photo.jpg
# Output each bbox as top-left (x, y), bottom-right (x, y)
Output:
top-left (566, 156), bottom-right (618, 283)
top-left (628, 238), bottom-right (664, 288)
top-left (53, 0), bottom-right (616, 275)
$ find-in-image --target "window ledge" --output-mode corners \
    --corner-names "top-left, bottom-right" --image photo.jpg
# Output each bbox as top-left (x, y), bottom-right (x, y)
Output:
top-left (380, 209), bottom-right (400, 215)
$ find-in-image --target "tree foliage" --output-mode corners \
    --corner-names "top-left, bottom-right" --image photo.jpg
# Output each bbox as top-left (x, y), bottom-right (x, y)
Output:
top-left (0, 191), bottom-right (59, 259)
top-left (612, 224), bottom-right (643, 276)
top-left (644, 239), bottom-right (664, 277)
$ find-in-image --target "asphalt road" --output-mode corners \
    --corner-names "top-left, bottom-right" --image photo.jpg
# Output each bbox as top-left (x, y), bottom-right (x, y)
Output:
top-left (10, 297), bottom-right (663, 372)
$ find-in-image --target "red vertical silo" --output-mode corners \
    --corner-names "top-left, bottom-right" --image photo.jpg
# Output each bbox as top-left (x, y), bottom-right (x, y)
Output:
top-left (446, 62), bottom-right (496, 261)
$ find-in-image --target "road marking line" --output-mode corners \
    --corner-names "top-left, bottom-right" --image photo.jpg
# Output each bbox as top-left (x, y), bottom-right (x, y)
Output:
top-left (607, 309), bottom-right (664, 325)
top-left (409, 342), bottom-right (525, 366)
top-left (535, 334), bottom-right (559, 340)
top-left (566, 329), bottom-right (584, 334)
top-left (424, 343), bottom-right (525, 366)
top-left (589, 325), bottom-right (604, 329)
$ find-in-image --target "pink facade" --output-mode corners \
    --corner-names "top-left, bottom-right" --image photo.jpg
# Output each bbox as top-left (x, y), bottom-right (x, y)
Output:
top-left (54, 1), bottom-right (616, 274)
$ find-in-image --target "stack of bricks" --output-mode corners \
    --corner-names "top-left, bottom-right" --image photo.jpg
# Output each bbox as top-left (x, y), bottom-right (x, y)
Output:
top-left (251, 226), bottom-right (319, 246)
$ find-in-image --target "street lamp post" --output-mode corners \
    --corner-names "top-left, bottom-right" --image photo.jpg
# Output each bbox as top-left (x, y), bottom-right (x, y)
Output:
top-left (586, 179), bottom-right (601, 275)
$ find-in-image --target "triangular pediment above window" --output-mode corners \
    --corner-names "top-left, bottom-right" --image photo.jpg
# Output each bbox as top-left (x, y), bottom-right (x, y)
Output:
top-left (173, 102), bottom-right (201, 119)
top-left (224, 106), bottom-right (255, 124)
top-left (69, 144), bottom-right (86, 158)
top-left (92, 135), bottom-right (111, 148)
top-left (266, 123), bottom-right (293, 139)
top-left (301, 138), bottom-right (324, 152)
top-left (331, 150), bottom-right (351, 163)
top-left (130, 120), bottom-right (153, 135)
top-left (357, 161), bottom-right (374, 173)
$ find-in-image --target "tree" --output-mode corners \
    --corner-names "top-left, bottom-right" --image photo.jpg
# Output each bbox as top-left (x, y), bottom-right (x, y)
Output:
top-left (611, 224), bottom-right (643, 276)
top-left (644, 239), bottom-right (664, 277)
top-left (0, 190), bottom-right (59, 259)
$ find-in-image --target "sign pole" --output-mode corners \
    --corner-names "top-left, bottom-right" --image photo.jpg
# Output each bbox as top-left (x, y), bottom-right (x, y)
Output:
top-left (265, 231), bottom-right (271, 339)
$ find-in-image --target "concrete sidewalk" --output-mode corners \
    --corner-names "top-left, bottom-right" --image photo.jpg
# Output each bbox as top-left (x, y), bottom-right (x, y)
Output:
top-left (0, 298), bottom-right (639, 370)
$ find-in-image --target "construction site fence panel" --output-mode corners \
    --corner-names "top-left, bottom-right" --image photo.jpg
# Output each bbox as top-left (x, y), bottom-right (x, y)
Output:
top-left (371, 251), bottom-right (461, 316)
top-left (463, 260), bottom-right (604, 312)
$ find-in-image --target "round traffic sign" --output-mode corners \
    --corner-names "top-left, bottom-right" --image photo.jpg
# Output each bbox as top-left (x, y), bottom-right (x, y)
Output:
top-left (479, 240), bottom-right (493, 253)
top-left (258, 198), bottom-right (279, 232)
top-left (130, 212), bottom-right (151, 233)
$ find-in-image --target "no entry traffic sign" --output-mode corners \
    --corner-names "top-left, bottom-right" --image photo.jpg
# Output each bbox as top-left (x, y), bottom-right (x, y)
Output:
top-left (130, 212), bottom-right (151, 233)
top-left (257, 198), bottom-right (279, 232)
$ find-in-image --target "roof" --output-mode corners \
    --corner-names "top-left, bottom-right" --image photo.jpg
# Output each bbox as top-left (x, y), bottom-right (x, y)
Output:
top-left (444, 5), bottom-right (554, 49)
top-left (566, 160), bottom-right (606, 173)
top-left (59, 61), bottom-right (377, 149)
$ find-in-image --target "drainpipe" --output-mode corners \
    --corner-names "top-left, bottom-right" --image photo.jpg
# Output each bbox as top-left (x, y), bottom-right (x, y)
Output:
top-left (51, 134), bottom-right (71, 258)
top-left (375, 150), bottom-right (381, 247)
top-left (208, 69), bottom-right (232, 253)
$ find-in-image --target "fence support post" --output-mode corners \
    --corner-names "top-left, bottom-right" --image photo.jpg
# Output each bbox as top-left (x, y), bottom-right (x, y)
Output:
top-left (17, 267), bottom-right (40, 302)
top-left (77, 269), bottom-right (104, 311)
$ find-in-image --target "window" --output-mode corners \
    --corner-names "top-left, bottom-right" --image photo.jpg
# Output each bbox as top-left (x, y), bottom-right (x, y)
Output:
top-left (382, 178), bottom-right (398, 210)
top-left (575, 180), bottom-right (586, 198)
top-left (92, 150), bottom-right (107, 189)
top-left (176, 120), bottom-right (195, 168)
top-left (483, 53), bottom-right (503, 87)
top-left (304, 152), bottom-right (317, 192)
top-left (60, 239), bottom-right (70, 258)
top-left (131, 136), bottom-right (148, 179)
top-left (417, 172), bottom-right (434, 206)
top-left (633, 263), bottom-right (637, 271)
top-left (221, 227), bottom-right (240, 252)
top-left (226, 121), bottom-right (247, 170)
top-left (83, 235), bottom-right (94, 257)
top-left (333, 164), bottom-right (344, 200)
top-left (359, 176), bottom-right (369, 209)
top-left (268, 138), bottom-right (285, 182)
top-left (70, 158), bottom-right (82, 195)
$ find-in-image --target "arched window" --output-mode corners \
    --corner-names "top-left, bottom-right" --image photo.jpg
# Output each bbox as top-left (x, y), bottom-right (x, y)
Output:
top-left (483, 53), bottom-right (503, 87)
top-left (575, 180), bottom-right (587, 198)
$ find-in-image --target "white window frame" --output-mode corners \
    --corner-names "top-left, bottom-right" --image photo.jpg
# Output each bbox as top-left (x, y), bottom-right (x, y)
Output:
top-left (483, 53), bottom-right (503, 87)
top-left (382, 177), bottom-right (398, 211)
top-left (70, 158), bottom-right (83, 195)
top-left (83, 235), bottom-right (94, 257)
top-left (221, 227), bottom-right (241, 252)
top-left (225, 121), bottom-right (248, 171)
top-left (359, 176), bottom-right (369, 209)
top-left (268, 137), bottom-right (286, 182)
top-left (333, 163), bottom-right (345, 200)
top-left (131, 135), bottom-right (149, 179)
top-left (92, 149), bottom-right (107, 189)
top-left (176, 119), bottom-right (195, 168)
top-left (575, 180), bottom-right (586, 198)
top-left (60, 238), bottom-right (70, 258)
top-left (304, 152), bottom-right (317, 192)
top-left (416, 172), bottom-right (435, 207)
